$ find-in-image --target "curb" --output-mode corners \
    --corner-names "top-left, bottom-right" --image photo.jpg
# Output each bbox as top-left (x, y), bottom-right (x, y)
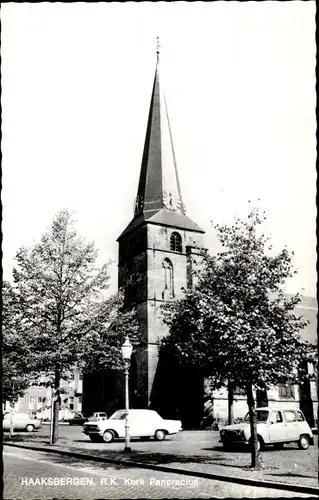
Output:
top-left (41, 422), bottom-right (69, 426)
top-left (4, 441), bottom-right (318, 496)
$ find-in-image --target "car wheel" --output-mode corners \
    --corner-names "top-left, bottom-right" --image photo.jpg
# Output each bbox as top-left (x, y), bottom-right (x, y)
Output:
top-left (26, 424), bottom-right (34, 432)
top-left (140, 436), bottom-right (150, 441)
top-left (249, 437), bottom-right (264, 452)
top-left (102, 430), bottom-right (114, 443)
top-left (273, 443), bottom-right (284, 450)
top-left (298, 435), bottom-right (310, 450)
top-left (257, 436), bottom-right (265, 451)
top-left (154, 429), bottom-right (166, 441)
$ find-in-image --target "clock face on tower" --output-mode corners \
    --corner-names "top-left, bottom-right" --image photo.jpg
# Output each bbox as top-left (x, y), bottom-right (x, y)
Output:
top-left (163, 189), bottom-right (181, 211)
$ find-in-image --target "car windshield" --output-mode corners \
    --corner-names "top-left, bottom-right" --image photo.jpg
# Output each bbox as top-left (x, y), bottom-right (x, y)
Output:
top-left (109, 411), bottom-right (126, 420)
top-left (244, 410), bottom-right (269, 422)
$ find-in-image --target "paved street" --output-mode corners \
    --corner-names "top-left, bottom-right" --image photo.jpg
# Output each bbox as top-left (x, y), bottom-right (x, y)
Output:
top-left (3, 446), bottom-right (314, 499)
top-left (6, 426), bottom-right (317, 488)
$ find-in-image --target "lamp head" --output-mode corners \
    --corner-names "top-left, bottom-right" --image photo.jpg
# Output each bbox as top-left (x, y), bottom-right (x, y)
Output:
top-left (121, 336), bottom-right (133, 361)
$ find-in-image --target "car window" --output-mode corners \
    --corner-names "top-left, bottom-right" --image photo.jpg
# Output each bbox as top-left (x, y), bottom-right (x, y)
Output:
top-left (109, 411), bottom-right (126, 420)
top-left (244, 410), bottom-right (269, 422)
top-left (283, 410), bottom-right (297, 422)
top-left (150, 411), bottom-right (162, 420)
top-left (296, 411), bottom-right (304, 422)
top-left (270, 411), bottom-right (283, 424)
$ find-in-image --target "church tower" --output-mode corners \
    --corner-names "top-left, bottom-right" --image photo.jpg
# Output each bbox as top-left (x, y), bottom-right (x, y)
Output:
top-left (117, 41), bottom-right (205, 414)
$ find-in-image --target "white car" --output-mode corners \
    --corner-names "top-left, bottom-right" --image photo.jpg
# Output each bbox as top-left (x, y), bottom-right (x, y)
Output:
top-left (83, 409), bottom-right (182, 443)
top-left (220, 407), bottom-right (314, 451)
top-left (3, 412), bottom-right (41, 432)
top-left (88, 412), bottom-right (108, 422)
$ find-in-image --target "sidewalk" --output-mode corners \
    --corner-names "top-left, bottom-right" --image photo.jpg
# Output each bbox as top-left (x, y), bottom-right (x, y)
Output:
top-left (4, 430), bottom-right (318, 495)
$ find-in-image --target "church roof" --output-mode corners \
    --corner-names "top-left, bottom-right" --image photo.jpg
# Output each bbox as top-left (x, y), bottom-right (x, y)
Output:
top-left (118, 41), bottom-right (204, 241)
top-left (118, 208), bottom-right (204, 240)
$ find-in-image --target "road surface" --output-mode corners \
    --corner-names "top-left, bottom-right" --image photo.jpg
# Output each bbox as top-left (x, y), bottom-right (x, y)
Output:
top-left (3, 446), bottom-right (313, 499)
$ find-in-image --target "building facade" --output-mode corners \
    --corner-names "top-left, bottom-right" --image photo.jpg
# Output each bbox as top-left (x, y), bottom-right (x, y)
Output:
top-left (3, 370), bottom-right (83, 420)
top-left (83, 46), bottom-right (205, 426)
top-left (203, 296), bottom-right (318, 428)
top-left (83, 47), bottom-right (317, 429)
top-left (117, 47), bottom-right (205, 418)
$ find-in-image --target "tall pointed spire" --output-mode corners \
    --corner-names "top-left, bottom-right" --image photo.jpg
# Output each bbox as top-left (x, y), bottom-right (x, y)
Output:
top-left (134, 37), bottom-right (186, 217)
top-left (118, 40), bottom-right (204, 240)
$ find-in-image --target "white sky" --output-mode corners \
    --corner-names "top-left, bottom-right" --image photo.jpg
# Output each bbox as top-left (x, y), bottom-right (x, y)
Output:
top-left (1, 2), bottom-right (317, 297)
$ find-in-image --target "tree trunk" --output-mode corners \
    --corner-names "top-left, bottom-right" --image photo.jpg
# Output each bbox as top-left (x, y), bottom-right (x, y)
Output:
top-left (52, 370), bottom-right (60, 444)
top-left (228, 382), bottom-right (234, 425)
top-left (9, 406), bottom-right (14, 438)
top-left (247, 382), bottom-right (261, 469)
top-left (256, 385), bottom-right (268, 408)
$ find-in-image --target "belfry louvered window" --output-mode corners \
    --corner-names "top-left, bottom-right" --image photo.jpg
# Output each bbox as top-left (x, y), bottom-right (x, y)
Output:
top-left (170, 232), bottom-right (182, 253)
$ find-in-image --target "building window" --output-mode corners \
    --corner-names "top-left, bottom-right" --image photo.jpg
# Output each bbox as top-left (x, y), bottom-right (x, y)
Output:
top-left (79, 372), bottom-right (83, 381)
top-left (29, 396), bottom-right (35, 403)
top-left (78, 396), bottom-right (82, 403)
top-left (162, 258), bottom-right (174, 299)
top-left (37, 397), bottom-right (43, 404)
top-left (170, 232), bottom-right (182, 253)
top-left (278, 384), bottom-right (294, 399)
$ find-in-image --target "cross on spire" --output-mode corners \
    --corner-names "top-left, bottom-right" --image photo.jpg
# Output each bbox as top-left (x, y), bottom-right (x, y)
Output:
top-left (156, 36), bottom-right (161, 61)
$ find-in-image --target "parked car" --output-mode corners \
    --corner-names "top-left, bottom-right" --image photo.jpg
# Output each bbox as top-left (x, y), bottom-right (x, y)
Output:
top-left (3, 412), bottom-right (42, 432)
top-left (88, 412), bottom-right (108, 422)
top-left (83, 409), bottom-right (182, 443)
top-left (68, 412), bottom-right (88, 426)
top-left (220, 407), bottom-right (314, 451)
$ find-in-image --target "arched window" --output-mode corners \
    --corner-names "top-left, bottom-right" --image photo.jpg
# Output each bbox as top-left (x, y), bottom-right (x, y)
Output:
top-left (162, 258), bottom-right (174, 299)
top-left (170, 232), bottom-right (182, 253)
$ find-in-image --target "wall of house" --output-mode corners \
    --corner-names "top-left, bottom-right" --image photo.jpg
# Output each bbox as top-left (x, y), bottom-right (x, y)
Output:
top-left (207, 381), bottom-right (317, 428)
top-left (5, 370), bottom-right (83, 419)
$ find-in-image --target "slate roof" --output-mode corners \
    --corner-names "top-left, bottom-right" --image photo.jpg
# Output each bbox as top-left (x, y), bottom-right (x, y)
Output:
top-left (118, 208), bottom-right (204, 240)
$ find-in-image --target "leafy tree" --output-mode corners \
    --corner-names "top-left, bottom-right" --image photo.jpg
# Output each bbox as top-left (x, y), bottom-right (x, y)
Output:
top-left (2, 281), bottom-right (35, 403)
top-left (162, 207), bottom-right (314, 469)
top-left (11, 209), bottom-right (138, 443)
top-left (81, 290), bottom-right (139, 374)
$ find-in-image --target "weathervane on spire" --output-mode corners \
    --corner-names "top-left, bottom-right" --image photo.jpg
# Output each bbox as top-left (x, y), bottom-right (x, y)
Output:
top-left (156, 36), bottom-right (161, 61)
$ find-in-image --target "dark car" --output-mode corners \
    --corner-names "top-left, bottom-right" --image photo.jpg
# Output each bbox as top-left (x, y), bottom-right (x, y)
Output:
top-left (68, 412), bottom-right (88, 426)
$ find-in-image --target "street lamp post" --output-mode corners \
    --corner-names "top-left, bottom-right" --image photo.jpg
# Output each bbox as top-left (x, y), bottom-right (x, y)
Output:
top-left (121, 336), bottom-right (133, 453)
